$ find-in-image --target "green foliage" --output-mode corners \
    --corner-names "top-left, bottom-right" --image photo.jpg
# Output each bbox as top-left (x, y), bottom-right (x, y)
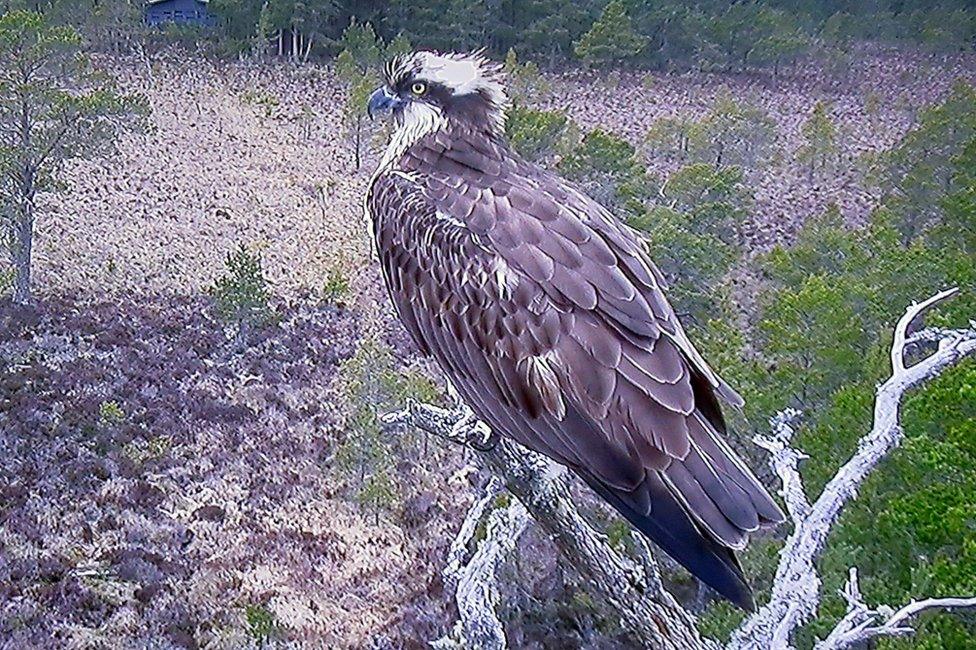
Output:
top-left (617, 1), bottom-right (811, 72)
top-left (797, 100), bottom-right (838, 179)
top-left (517, 0), bottom-right (599, 66)
top-left (872, 82), bottom-right (976, 243)
top-left (240, 88), bottom-right (280, 117)
top-left (604, 518), bottom-right (632, 550)
top-left (334, 17), bottom-right (381, 72)
top-left (66, 0), bottom-right (975, 68)
top-left (558, 127), bottom-right (647, 213)
top-left (342, 68), bottom-right (378, 169)
top-left (333, 19), bottom-right (382, 170)
top-left (336, 336), bottom-right (438, 519)
top-left (244, 603), bottom-right (279, 642)
top-left (209, 0), bottom-right (264, 50)
top-left (629, 163), bottom-right (748, 323)
top-left (385, 31), bottom-right (412, 59)
top-left (757, 274), bottom-right (874, 411)
top-left (358, 471), bottom-right (397, 525)
top-left (209, 244), bottom-right (274, 342)
top-left (385, 0), bottom-right (489, 53)
top-left (322, 266), bottom-right (350, 305)
top-left (939, 133), bottom-right (976, 255)
top-left (502, 47), bottom-right (548, 104)
top-left (749, 202), bottom-right (972, 424)
top-left (573, 0), bottom-right (645, 68)
top-left (505, 105), bottom-right (568, 164)
top-left (210, 0), bottom-right (336, 58)
top-left (646, 91), bottom-right (775, 170)
top-left (98, 400), bottom-right (125, 425)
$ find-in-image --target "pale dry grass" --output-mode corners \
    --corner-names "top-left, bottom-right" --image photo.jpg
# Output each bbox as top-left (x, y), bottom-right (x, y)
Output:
top-left (33, 54), bottom-right (374, 300)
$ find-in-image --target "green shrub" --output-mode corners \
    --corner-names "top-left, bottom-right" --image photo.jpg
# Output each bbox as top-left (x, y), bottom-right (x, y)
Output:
top-left (558, 128), bottom-right (647, 213)
top-left (335, 337), bottom-right (439, 519)
top-left (98, 400), bottom-right (125, 425)
top-left (210, 244), bottom-right (274, 344)
top-left (244, 603), bottom-right (279, 642)
top-left (506, 105), bottom-right (568, 163)
top-left (628, 163), bottom-right (748, 325)
top-left (322, 266), bottom-right (350, 305)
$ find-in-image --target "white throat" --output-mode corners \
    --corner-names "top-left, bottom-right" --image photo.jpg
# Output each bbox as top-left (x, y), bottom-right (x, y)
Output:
top-left (377, 102), bottom-right (447, 172)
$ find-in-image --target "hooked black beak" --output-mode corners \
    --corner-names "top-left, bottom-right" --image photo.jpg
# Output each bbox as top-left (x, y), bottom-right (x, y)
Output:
top-left (367, 87), bottom-right (401, 120)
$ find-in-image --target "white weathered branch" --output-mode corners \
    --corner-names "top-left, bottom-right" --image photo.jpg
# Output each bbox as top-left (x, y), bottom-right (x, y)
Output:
top-left (815, 568), bottom-right (976, 649)
top-left (433, 476), bottom-right (530, 650)
top-left (729, 287), bottom-right (976, 649)
top-left (384, 288), bottom-right (976, 649)
top-left (753, 408), bottom-right (809, 523)
top-left (382, 402), bottom-right (714, 650)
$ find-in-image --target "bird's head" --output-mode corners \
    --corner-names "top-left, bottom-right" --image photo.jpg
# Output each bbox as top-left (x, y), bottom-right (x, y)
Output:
top-left (367, 50), bottom-right (509, 138)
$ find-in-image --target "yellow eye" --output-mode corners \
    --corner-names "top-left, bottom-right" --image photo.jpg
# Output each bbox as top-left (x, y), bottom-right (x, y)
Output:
top-left (411, 82), bottom-right (427, 96)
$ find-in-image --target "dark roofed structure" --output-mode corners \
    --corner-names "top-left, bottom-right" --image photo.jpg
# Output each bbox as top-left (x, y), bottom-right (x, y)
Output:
top-left (145, 0), bottom-right (216, 28)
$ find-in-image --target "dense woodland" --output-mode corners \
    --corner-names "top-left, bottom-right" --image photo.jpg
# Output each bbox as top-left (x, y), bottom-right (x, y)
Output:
top-left (3, 0), bottom-right (976, 68)
top-left (0, 1), bottom-right (975, 648)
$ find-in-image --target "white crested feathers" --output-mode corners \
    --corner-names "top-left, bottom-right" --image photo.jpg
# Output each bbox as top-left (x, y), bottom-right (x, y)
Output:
top-left (413, 51), bottom-right (509, 110)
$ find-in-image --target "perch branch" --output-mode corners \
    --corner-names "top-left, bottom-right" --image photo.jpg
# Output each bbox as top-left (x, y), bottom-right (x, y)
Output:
top-left (382, 402), bottom-right (714, 650)
top-left (729, 287), bottom-right (976, 650)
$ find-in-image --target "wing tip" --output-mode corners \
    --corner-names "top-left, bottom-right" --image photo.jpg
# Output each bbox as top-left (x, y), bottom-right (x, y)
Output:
top-left (578, 470), bottom-right (759, 612)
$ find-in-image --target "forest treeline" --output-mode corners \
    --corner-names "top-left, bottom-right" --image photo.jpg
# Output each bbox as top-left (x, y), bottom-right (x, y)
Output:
top-left (3, 0), bottom-right (976, 69)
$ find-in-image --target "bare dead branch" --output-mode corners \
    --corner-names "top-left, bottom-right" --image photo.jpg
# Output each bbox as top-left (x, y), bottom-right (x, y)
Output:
top-left (382, 402), bottom-right (715, 650)
top-left (433, 476), bottom-right (530, 650)
top-left (729, 287), bottom-right (976, 650)
top-left (753, 408), bottom-right (810, 523)
top-left (815, 568), bottom-right (976, 649)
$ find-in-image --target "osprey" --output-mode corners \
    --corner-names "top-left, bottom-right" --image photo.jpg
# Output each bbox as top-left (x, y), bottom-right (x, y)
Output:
top-left (365, 51), bottom-right (784, 610)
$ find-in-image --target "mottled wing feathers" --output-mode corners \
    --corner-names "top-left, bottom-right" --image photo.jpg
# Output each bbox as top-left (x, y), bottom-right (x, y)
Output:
top-left (368, 126), bottom-right (783, 609)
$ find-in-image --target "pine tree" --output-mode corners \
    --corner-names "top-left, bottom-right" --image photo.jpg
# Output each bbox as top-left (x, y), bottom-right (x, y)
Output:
top-left (385, 32), bottom-right (412, 59)
top-left (520, 0), bottom-right (599, 67)
top-left (0, 10), bottom-right (146, 304)
top-left (573, 0), bottom-right (646, 68)
top-left (335, 16), bottom-right (381, 71)
top-left (798, 100), bottom-right (838, 180)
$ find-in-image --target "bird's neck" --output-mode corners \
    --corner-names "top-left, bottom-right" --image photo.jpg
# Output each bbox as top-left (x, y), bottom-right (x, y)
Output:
top-left (377, 103), bottom-right (447, 173)
top-left (375, 106), bottom-right (508, 177)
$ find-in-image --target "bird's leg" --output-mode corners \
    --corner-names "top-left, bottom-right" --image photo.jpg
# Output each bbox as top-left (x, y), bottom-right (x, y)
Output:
top-left (445, 381), bottom-right (499, 451)
top-left (449, 400), bottom-right (498, 451)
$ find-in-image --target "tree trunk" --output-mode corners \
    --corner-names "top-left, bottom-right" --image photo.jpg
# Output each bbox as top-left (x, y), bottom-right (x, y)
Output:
top-left (11, 194), bottom-right (34, 305)
top-left (13, 94), bottom-right (35, 305)
top-left (354, 118), bottom-right (362, 170)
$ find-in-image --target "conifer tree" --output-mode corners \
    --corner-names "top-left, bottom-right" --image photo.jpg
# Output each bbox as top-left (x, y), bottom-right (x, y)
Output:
top-left (574, 0), bottom-right (646, 68)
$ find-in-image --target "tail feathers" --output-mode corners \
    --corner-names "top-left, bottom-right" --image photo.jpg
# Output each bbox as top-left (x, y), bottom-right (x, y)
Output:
top-left (578, 469), bottom-right (756, 611)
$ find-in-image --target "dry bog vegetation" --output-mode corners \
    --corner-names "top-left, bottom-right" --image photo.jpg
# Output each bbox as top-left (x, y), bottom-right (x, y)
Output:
top-left (30, 46), bottom-right (976, 297)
